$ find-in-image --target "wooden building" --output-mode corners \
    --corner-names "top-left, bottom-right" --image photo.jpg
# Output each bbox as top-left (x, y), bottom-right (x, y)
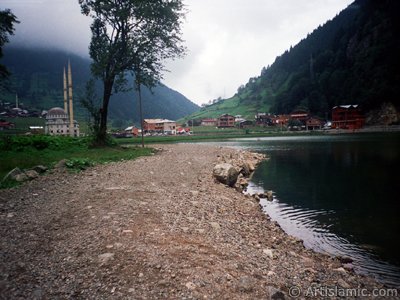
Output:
top-left (217, 114), bottom-right (235, 128)
top-left (306, 118), bottom-right (324, 130)
top-left (332, 105), bottom-right (365, 130)
top-left (143, 119), bottom-right (176, 134)
top-left (201, 118), bottom-right (217, 126)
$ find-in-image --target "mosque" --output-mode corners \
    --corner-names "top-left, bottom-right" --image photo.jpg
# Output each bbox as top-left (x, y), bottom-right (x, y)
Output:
top-left (44, 61), bottom-right (80, 137)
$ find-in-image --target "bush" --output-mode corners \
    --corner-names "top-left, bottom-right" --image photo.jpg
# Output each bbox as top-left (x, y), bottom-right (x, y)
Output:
top-left (65, 158), bottom-right (94, 170)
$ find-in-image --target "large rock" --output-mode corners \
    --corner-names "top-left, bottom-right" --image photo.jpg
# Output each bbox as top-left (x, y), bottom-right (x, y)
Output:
top-left (2, 167), bottom-right (24, 182)
top-left (31, 165), bottom-right (48, 174)
top-left (213, 163), bottom-right (239, 187)
top-left (24, 170), bottom-right (39, 180)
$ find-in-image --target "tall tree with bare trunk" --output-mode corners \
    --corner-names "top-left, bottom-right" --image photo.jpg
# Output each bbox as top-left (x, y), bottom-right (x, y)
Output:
top-left (79, 0), bottom-right (185, 146)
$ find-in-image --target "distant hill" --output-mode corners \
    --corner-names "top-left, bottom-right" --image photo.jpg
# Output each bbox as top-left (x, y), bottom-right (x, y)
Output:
top-left (0, 46), bottom-right (199, 127)
top-left (183, 0), bottom-right (400, 123)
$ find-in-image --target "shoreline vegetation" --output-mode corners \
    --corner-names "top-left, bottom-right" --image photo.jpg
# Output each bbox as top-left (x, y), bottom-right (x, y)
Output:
top-left (0, 143), bottom-right (398, 298)
top-left (1, 127), bottom-right (399, 187)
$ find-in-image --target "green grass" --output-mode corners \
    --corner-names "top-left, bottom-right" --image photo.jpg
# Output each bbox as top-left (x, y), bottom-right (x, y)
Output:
top-left (0, 135), bottom-right (153, 188)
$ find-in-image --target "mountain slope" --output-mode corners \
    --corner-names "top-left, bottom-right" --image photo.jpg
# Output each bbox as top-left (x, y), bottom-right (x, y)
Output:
top-left (0, 47), bottom-right (199, 125)
top-left (184, 0), bottom-right (400, 122)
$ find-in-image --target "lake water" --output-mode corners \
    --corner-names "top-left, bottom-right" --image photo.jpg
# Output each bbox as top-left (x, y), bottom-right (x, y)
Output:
top-left (203, 133), bottom-right (400, 287)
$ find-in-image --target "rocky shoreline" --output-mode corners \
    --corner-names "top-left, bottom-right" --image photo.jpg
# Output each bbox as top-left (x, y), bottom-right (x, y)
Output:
top-left (0, 144), bottom-right (397, 299)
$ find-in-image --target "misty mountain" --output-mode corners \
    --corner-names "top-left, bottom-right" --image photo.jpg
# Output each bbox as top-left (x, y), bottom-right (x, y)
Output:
top-left (185, 0), bottom-right (400, 122)
top-left (0, 46), bottom-right (199, 126)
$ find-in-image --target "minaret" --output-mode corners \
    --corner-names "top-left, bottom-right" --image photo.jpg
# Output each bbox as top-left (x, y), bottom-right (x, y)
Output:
top-left (63, 67), bottom-right (68, 114)
top-left (67, 60), bottom-right (74, 136)
top-left (15, 94), bottom-right (18, 109)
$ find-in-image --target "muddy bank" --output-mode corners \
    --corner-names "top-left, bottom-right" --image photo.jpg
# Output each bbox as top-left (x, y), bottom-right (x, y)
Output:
top-left (0, 144), bottom-right (396, 299)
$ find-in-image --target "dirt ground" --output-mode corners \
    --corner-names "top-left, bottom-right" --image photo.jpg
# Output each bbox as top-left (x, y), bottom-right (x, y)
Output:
top-left (0, 144), bottom-right (396, 299)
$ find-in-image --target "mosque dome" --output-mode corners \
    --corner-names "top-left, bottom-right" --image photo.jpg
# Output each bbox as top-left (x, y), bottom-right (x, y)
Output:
top-left (47, 107), bottom-right (67, 118)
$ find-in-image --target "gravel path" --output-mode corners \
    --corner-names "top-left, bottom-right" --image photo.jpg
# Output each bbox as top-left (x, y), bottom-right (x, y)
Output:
top-left (0, 144), bottom-right (396, 299)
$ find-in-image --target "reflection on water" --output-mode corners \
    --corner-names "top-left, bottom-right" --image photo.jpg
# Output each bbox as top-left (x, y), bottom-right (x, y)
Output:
top-left (202, 133), bottom-right (400, 287)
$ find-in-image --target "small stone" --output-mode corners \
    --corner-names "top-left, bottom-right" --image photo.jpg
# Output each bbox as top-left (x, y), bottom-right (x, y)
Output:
top-left (185, 281), bottom-right (196, 290)
top-left (138, 273), bottom-right (144, 278)
top-left (7, 213), bottom-right (14, 218)
top-left (267, 271), bottom-right (276, 276)
top-left (334, 267), bottom-right (346, 274)
top-left (263, 248), bottom-right (274, 259)
top-left (190, 190), bottom-right (199, 197)
top-left (338, 256), bottom-right (353, 264)
top-left (237, 276), bottom-right (255, 292)
top-left (210, 222), bottom-right (221, 230)
top-left (98, 252), bottom-right (114, 263)
top-left (343, 263), bottom-right (354, 271)
top-left (337, 278), bottom-right (350, 288)
top-left (122, 230), bottom-right (133, 233)
top-left (268, 286), bottom-right (286, 300)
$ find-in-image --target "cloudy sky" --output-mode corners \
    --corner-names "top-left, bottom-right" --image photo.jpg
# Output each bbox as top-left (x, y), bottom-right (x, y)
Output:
top-left (3, 0), bottom-right (353, 105)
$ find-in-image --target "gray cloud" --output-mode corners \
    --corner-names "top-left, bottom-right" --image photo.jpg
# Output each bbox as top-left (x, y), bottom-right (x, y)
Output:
top-left (3, 0), bottom-right (353, 105)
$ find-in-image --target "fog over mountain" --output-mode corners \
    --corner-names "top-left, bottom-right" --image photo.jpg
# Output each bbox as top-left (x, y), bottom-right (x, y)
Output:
top-left (3, 0), bottom-right (353, 105)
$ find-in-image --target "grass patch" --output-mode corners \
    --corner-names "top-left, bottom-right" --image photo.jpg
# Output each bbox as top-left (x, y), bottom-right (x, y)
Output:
top-left (0, 135), bottom-right (153, 188)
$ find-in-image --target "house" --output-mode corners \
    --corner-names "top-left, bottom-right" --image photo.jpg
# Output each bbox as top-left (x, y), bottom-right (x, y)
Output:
top-left (163, 120), bottom-right (177, 135)
top-left (217, 114), bottom-right (235, 128)
top-left (0, 120), bottom-right (15, 130)
top-left (45, 107), bottom-right (79, 137)
top-left (306, 118), bottom-right (324, 130)
top-left (176, 127), bottom-right (191, 135)
top-left (290, 110), bottom-right (309, 123)
top-left (255, 113), bottom-right (274, 126)
top-left (332, 105), bottom-right (365, 130)
top-left (272, 115), bottom-right (290, 126)
top-left (238, 120), bottom-right (253, 128)
top-left (124, 126), bottom-right (139, 137)
top-left (201, 118), bottom-right (217, 126)
top-left (143, 119), bottom-right (176, 135)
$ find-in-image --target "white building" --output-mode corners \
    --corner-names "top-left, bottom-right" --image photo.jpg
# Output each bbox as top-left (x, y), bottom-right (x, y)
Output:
top-left (44, 107), bottom-right (79, 137)
top-left (163, 120), bottom-right (176, 135)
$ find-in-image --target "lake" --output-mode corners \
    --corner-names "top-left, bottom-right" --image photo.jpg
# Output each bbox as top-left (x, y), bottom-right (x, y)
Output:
top-left (203, 133), bottom-right (400, 287)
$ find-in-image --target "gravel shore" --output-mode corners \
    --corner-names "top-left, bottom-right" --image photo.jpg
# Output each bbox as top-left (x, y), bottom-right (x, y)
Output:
top-left (0, 144), bottom-right (396, 299)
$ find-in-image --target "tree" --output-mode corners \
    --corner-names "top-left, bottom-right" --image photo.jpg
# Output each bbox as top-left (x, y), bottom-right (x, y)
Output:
top-left (0, 9), bottom-right (19, 81)
top-left (79, 0), bottom-right (185, 146)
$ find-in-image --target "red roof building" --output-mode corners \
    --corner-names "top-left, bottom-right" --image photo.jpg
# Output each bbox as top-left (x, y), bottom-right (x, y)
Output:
top-left (217, 114), bottom-right (235, 128)
top-left (332, 105), bottom-right (365, 130)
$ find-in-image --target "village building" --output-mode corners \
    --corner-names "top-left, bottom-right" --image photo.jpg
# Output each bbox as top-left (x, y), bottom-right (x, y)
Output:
top-left (176, 127), bottom-right (191, 135)
top-left (200, 118), bottom-right (217, 126)
top-left (0, 120), bottom-right (15, 130)
top-left (143, 119), bottom-right (176, 135)
top-left (217, 114), bottom-right (235, 128)
top-left (124, 126), bottom-right (139, 137)
top-left (45, 107), bottom-right (79, 136)
top-left (332, 104), bottom-right (365, 129)
top-left (306, 117), bottom-right (324, 130)
top-left (272, 115), bottom-right (290, 126)
top-left (255, 113), bottom-right (274, 126)
top-left (290, 110), bottom-right (309, 123)
top-left (238, 120), bottom-right (253, 128)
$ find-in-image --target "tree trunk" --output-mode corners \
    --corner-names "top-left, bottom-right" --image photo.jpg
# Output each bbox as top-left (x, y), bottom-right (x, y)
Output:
top-left (136, 82), bottom-right (145, 148)
top-left (97, 77), bottom-right (114, 146)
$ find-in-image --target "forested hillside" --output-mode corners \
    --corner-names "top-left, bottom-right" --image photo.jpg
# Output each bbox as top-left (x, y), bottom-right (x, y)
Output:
top-left (187, 0), bottom-right (399, 121)
top-left (0, 47), bottom-right (198, 126)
